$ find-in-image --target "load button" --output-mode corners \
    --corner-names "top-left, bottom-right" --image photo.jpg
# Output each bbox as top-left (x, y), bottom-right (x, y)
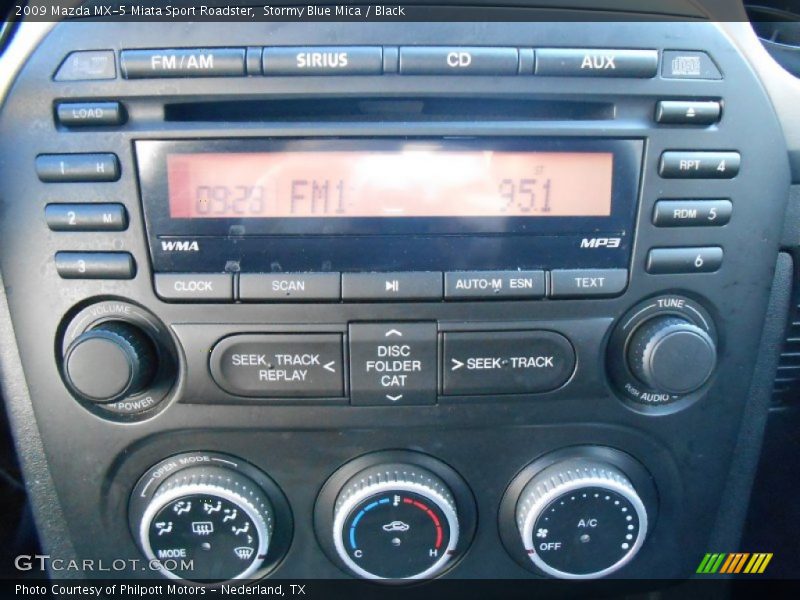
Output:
top-left (442, 331), bottom-right (576, 396)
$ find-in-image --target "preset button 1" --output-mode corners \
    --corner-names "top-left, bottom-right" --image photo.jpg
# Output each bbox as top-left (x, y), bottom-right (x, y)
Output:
top-left (210, 334), bottom-right (344, 398)
top-left (349, 322), bottom-right (437, 406)
top-left (442, 331), bottom-right (575, 396)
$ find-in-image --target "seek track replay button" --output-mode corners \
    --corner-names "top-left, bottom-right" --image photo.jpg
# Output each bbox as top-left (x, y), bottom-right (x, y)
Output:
top-left (209, 334), bottom-right (344, 398)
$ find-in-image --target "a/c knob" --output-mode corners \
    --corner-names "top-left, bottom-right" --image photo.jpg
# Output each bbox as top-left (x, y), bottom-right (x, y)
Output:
top-left (627, 316), bottom-right (716, 395)
top-left (515, 457), bottom-right (648, 578)
top-left (63, 321), bottom-right (157, 403)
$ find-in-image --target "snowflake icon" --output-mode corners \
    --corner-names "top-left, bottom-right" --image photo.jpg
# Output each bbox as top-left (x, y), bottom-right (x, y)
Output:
top-left (536, 528), bottom-right (548, 539)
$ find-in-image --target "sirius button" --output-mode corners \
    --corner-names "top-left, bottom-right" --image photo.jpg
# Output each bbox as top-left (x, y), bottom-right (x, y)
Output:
top-left (262, 47), bottom-right (383, 75)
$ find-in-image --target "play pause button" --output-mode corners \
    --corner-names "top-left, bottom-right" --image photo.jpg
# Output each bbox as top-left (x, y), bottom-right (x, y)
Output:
top-left (342, 272), bottom-right (443, 301)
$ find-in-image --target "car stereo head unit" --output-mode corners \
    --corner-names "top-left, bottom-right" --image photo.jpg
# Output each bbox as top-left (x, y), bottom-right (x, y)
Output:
top-left (137, 137), bottom-right (642, 274)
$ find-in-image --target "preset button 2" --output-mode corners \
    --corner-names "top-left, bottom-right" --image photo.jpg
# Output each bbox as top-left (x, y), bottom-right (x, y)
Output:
top-left (349, 322), bottom-right (437, 406)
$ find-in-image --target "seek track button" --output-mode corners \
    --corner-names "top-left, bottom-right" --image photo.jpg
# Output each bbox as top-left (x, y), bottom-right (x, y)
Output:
top-left (443, 331), bottom-right (576, 396)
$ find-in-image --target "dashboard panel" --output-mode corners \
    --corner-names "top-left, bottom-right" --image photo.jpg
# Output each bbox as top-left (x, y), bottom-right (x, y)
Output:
top-left (0, 9), bottom-right (797, 589)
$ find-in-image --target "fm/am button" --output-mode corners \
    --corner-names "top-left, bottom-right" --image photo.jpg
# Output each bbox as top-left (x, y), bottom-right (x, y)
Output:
top-left (210, 334), bottom-right (344, 398)
top-left (444, 271), bottom-right (545, 300)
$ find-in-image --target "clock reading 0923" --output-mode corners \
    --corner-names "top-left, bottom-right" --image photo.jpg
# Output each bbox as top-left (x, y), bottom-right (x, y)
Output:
top-left (167, 150), bottom-right (612, 220)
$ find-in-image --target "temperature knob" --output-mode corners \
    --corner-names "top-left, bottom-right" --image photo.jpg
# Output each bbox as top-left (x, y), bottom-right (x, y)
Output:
top-left (137, 465), bottom-right (273, 581)
top-left (514, 457), bottom-right (648, 579)
top-left (332, 463), bottom-right (460, 580)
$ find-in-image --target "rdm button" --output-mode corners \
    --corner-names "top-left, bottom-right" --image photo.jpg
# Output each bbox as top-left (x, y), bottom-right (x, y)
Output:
top-left (443, 331), bottom-right (575, 396)
top-left (210, 334), bottom-right (344, 398)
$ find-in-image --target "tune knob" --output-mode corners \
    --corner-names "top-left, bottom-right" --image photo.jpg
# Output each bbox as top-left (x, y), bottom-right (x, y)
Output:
top-left (137, 464), bottom-right (274, 582)
top-left (627, 316), bottom-right (716, 395)
top-left (63, 321), bottom-right (157, 403)
top-left (514, 457), bottom-right (648, 579)
top-left (331, 463), bottom-right (460, 580)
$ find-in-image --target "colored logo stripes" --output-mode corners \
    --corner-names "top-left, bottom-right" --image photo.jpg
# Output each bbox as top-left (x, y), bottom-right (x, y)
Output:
top-left (697, 552), bottom-right (773, 574)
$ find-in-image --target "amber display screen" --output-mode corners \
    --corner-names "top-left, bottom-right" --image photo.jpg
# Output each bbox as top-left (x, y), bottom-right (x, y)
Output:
top-left (166, 150), bottom-right (614, 219)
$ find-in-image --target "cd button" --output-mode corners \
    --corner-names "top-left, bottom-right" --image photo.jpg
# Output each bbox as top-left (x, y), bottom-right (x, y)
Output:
top-left (349, 322), bottom-right (437, 406)
top-left (262, 46), bottom-right (383, 75)
top-left (535, 49), bottom-right (658, 77)
top-left (442, 331), bottom-right (575, 396)
top-left (444, 270), bottom-right (545, 300)
top-left (342, 272), bottom-right (442, 301)
top-left (659, 151), bottom-right (740, 179)
top-left (210, 334), bottom-right (344, 398)
top-left (154, 273), bottom-right (233, 301)
top-left (399, 46), bottom-right (519, 75)
top-left (239, 273), bottom-right (341, 301)
top-left (549, 269), bottom-right (628, 298)
top-left (652, 200), bottom-right (732, 227)
top-left (646, 247), bottom-right (723, 274)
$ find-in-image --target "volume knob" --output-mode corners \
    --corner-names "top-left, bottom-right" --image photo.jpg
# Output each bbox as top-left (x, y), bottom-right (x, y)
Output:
top-left (63, 321), bottom-right (157, 403)
top-left (627, 316), bottom-right (716, 395)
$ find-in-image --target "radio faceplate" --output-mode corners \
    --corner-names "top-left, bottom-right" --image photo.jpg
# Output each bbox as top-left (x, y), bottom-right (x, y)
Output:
top-left (0, 18), bottom-right (792, 584)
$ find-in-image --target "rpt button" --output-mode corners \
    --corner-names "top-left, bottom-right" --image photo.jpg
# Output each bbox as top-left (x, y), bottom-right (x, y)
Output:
top-left (349, 322), bottom-right (437, 405)
top-left (210, 334), bottom-right (344, 398)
